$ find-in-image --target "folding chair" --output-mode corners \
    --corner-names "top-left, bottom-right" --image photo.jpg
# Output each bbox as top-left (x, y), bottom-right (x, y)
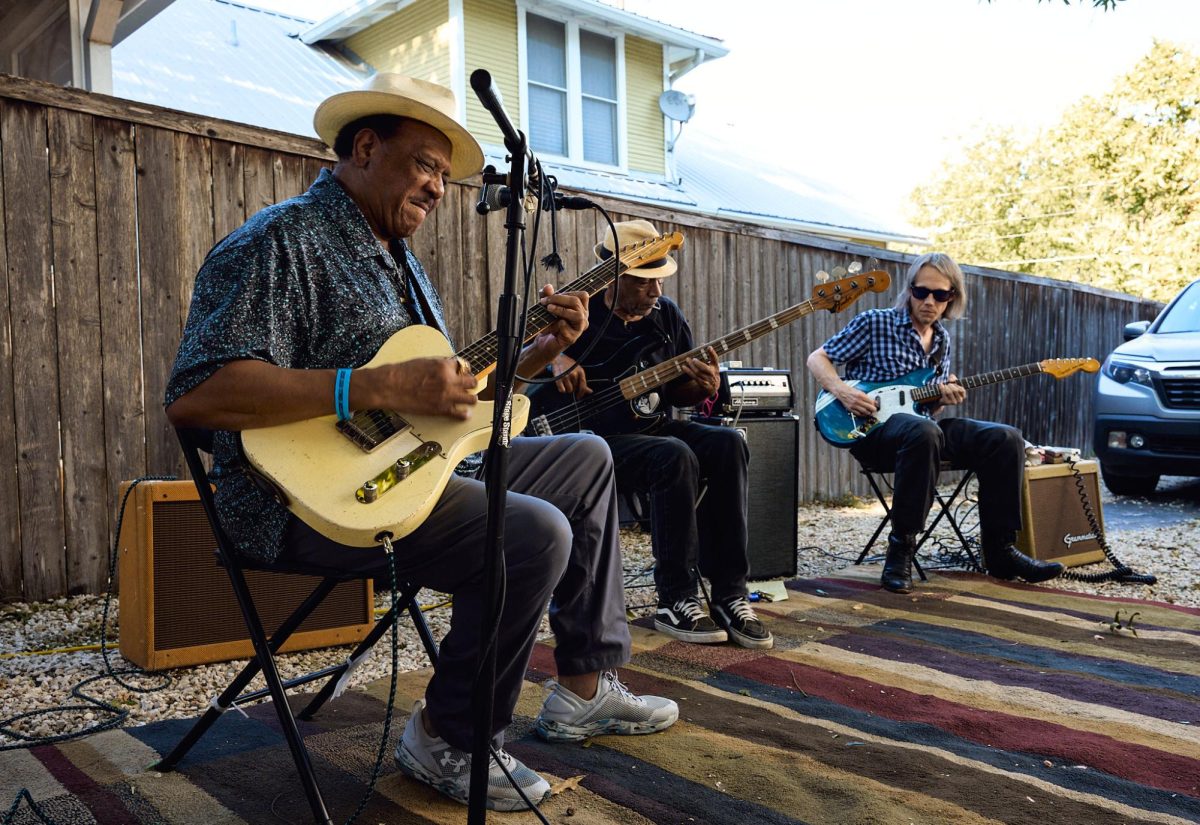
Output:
top-left (854, 460), bottom-right (981, 579)
top-left (154, 428), bottom-right (440, 825)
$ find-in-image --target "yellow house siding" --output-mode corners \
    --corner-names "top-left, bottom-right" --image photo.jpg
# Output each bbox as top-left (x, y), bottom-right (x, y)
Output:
top-left (463, 0), bottom-right (518, 147)
top-left (345, 0), bottom-right (452, 85)
top-left (625, 35), bottom-right (665, 175)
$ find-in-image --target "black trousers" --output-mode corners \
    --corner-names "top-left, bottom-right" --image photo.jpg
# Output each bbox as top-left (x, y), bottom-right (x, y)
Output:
top-left (606, 419), bottom-right (750, 604)
top-left (848, 415), bottom-right (1025, 546)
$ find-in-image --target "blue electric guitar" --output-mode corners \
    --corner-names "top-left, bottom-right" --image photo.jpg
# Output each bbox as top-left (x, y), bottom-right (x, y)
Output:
top-left (814, 357), bottom-right (1100, 447)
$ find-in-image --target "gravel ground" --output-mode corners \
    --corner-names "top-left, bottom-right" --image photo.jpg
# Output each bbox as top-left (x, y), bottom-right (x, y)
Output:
top-left (2, 479), bottom-right (1195, 748)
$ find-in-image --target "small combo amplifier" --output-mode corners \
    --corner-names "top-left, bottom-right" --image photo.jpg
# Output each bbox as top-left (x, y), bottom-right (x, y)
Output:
top-left (694, 415), bottom-right (799, 580)
top-left (118, 480), bottom-right (375, 670)
top-left (715, 367), bottom-right (794, 417)
top-left (1015, 460), bottom-right (1107, 567)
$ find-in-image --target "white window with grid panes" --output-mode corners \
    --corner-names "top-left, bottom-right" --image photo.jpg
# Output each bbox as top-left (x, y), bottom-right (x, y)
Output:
top-left (519, 8), bottom-right (625, 170)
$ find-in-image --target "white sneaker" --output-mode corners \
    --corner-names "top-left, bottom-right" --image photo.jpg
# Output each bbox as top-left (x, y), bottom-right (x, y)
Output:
top-left (534, 670), bottom-right (679, 743)
top-left (394, 699), bottom-right (550, 811)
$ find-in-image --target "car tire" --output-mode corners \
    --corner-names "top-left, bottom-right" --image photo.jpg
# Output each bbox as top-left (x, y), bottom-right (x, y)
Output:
top-left (1100, 465), bottom-right (1160, 496)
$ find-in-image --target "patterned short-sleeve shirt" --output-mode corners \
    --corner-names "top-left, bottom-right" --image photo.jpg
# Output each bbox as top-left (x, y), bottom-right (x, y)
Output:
top-left (820, 305), bottom-right (952, 383)
top-left (165, 168), bottom-right (452, 563)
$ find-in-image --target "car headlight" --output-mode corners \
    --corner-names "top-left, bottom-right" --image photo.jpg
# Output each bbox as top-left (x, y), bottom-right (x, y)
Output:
top-left (1102, 359), bottom-right (1154, 386)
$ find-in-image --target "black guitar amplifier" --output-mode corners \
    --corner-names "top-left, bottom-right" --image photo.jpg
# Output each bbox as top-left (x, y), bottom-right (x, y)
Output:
top-left (715, 368), bottom-right (794, 417)
top-left (692, 415), bottom-right (799, 580)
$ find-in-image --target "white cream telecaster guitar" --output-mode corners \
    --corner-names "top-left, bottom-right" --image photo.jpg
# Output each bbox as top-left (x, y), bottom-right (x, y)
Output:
top-left (240, 231), bottom-right (684, 547)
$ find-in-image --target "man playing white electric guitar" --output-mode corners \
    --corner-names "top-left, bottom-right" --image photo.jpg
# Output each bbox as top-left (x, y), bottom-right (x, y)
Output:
top-left (164, 74), bottom-right (676, 812)
top-left (806, 252), bottom-right (1064, 593)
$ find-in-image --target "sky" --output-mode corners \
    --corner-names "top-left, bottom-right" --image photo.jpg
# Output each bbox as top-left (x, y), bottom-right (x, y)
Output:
top-left (244, 0), bottom-right (1200, 228)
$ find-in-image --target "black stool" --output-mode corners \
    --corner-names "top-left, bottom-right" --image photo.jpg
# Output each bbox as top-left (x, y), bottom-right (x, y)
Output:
top-left (855, 460), bottom-right (981, 579)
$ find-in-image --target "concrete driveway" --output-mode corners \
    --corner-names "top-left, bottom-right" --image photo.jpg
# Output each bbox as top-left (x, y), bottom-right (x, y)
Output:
top-left (1103, 476), bottom-right (1200, 530)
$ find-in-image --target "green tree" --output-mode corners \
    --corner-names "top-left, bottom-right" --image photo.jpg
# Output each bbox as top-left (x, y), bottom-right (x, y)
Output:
top-left (910, 40), bottom-right (1199, 301)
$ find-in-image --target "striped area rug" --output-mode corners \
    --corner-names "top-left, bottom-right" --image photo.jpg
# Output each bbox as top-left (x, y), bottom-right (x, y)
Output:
top-left (3, 566), bottom-right (1198, 824)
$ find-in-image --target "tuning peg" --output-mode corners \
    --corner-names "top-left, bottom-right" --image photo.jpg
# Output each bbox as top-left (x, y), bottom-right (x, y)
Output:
top-left (832, 266), bottom-right (847, 279)
top-left (815, 269), bottom-right (830, 283)
top-left (848, 261), bottom-right (862, 274)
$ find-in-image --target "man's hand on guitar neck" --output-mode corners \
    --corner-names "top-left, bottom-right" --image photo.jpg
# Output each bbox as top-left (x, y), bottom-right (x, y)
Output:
top-left (522, 286), bottom-right (590, 372)
top-left (930, 373), bottom-right (967, 414)
top-left (671, 346), bottom-right (722, 406)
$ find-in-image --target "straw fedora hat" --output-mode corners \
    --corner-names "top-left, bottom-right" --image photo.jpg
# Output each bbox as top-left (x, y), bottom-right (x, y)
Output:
top-left (594, 219), bottom-right (677, 278)
top-left (313, 73), bottom-right (484, 181)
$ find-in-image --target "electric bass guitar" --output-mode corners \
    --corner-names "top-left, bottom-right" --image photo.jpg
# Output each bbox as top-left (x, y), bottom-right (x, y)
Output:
top-left (241, 231), bottom-right (684, 547)
top-left (527, 270), bottom-right (891, 436)
top-left (813, 357), bottom-right (1100, 447)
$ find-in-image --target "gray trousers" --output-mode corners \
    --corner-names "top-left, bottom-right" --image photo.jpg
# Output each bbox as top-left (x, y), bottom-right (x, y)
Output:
top-left (278, 433), bottom-right (630, 750)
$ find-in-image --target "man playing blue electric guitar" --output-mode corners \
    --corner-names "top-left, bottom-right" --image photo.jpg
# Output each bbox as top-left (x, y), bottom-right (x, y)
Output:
top-left (806, 252), bottom-right (1063, 593)
top-left (542, 220), bottom-right (773, 649)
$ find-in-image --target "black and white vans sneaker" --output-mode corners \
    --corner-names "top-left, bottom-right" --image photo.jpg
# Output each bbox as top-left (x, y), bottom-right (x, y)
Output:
top-left (654, 596), bottom-right (728, 644)
top-left (711, 596), bottom-right (774, 649)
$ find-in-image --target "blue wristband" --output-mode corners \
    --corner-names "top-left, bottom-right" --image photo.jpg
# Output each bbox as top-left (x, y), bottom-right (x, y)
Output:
top-left (335, 368), bottom-right (352, 421)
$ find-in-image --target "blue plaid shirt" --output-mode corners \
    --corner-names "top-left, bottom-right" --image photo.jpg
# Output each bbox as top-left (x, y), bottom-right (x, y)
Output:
top-left (821, 305), bottom-right (951, 383)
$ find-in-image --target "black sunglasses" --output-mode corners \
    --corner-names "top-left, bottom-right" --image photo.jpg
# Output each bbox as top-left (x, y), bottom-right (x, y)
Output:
top-left (910, 285), bottom-right (955, 303)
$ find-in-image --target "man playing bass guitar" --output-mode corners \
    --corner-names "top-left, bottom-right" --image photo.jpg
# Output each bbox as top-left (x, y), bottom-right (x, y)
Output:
top-left (806, 252), bottom-right (1063, 593)
top-left (542, 220), bottom-right (773, 649)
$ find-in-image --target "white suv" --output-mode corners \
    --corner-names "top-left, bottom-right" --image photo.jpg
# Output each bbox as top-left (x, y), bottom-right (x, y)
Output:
top-left (1093, 278), bottom-right (1200, 495)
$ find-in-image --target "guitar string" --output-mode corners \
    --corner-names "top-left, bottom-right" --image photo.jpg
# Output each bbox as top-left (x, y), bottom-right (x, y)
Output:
top-left (906, 362), bottom-right (1067, 403)
top-left (347, 270), bottom-right (877, 438)
top-left (535, 299), bottom-right (823, 432)
top-left (341, 245), bottom-right (679, 440)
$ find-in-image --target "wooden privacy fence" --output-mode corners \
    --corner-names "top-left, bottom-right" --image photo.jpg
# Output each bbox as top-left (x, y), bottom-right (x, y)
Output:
top-left (0, 75), bottom-right (1162, 601)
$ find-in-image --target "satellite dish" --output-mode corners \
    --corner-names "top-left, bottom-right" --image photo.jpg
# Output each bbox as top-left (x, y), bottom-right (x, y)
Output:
top-left (658, 90), bottom-right (695, 123)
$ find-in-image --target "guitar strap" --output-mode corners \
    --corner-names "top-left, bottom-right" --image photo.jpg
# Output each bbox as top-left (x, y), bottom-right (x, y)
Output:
top-left (390, 240), bottom-right (454, 346)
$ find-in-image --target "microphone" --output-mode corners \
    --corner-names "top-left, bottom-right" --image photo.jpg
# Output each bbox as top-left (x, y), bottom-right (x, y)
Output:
top-left (476, 164), bottom-right (511, 215)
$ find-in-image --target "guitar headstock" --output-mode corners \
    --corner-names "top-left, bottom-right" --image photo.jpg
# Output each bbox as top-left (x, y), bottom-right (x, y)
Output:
top-left (1040, 357), bottom-right (1101, 379)
top-left (617, 231), bottom-right (684, 271)
top-left (810, 270), bottom-right (891, 313)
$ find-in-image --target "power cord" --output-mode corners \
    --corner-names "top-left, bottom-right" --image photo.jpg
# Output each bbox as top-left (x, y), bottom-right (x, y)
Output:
top-left (1058, 458), bottom-right (1157, 585)
top-left (341, 541), bottom-right (402, 825)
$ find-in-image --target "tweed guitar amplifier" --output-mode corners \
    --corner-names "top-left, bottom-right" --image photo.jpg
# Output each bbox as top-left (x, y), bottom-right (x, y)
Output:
top-left (118, 480), bottom-right (374, 671)
top-left (1015, 460), bottom-right (1107, 567)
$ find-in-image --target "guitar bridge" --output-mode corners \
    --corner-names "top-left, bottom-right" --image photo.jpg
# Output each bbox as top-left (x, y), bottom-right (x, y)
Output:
top-left (337, 409), bottom-right (409, 452)
top-left (530, 415), bottom-right (553, 436)
top-left (357, 441), bottom-right (443, 503)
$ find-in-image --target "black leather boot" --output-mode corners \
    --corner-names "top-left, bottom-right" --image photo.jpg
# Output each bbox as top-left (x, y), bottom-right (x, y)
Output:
top-left (881, 534), bottom-right (916, 594)
top-left (984, 544), bottom-right (1064, 583)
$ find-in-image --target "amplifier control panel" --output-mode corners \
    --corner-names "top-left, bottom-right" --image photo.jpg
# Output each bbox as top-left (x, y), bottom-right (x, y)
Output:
top-left (716, 367), bottom-right (793, 415)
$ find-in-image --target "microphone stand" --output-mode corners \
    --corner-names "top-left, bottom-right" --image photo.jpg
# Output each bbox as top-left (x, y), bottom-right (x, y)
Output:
top-left (467, 67), bottom-right (528, 825)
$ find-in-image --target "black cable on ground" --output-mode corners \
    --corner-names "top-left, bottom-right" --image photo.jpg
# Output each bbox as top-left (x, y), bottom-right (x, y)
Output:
top-left (1057, 458), bottom-right (1157, 585)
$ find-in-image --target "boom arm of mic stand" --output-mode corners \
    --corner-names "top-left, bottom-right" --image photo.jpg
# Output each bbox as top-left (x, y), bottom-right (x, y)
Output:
top-left (467, 67), bottom-right (531, 825)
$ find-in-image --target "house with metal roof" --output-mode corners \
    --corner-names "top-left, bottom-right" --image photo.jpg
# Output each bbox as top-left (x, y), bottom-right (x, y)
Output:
top-left (110, 0), bottom-right (923, 247)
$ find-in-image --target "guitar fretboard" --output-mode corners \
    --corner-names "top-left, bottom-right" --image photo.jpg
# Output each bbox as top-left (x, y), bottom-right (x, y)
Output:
top-left (618, 299), bottom-right (819, 398)
top-left (455, 259), bottom-right (620, 374)
top-left (909, 362), bottom-right (1047, 403)
top-left (338, 234), bottom-right (681, 441)
top-left (455, 233), bottom-right (681, 373)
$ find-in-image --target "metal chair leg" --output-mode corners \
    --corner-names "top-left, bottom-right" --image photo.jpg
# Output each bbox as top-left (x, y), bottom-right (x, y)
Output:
top-left (155, 575), bottom-right (340, 772)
